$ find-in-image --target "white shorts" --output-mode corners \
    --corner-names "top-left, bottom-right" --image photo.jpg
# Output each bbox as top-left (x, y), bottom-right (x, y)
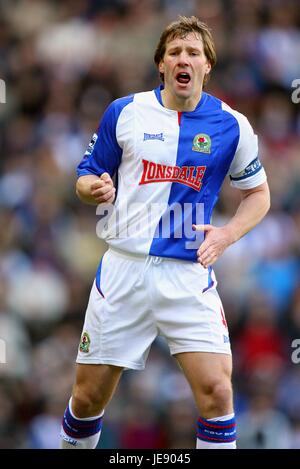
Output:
top-left (76, 248), bottom-right (231, 370)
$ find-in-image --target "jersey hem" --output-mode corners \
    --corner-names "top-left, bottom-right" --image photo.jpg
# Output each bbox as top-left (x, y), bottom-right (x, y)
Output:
top-left (107, 246), bottom-right (200, 265)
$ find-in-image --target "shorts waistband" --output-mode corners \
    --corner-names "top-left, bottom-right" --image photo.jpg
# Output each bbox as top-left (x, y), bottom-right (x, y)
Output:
top-left (108, 246), bottom-right (192, 264)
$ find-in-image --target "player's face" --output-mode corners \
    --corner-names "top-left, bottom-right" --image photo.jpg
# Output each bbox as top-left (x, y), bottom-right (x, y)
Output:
top-left (159, 33), bottom-right (211, 109)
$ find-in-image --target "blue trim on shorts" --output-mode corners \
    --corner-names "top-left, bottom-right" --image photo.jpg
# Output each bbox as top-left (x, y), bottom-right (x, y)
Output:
top-left (95, 257), bottom-right (105, 298)
top-left (202, 266), bottom-right (214, 293)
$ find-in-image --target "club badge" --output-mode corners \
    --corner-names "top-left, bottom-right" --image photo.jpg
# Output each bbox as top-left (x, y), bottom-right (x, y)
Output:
top-left (79, 331), bottom-right (91, 353)
top-left (192, 133), bottom-right (211, 154)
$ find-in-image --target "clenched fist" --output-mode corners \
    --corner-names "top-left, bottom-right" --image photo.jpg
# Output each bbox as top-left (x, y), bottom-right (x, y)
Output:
top-left (76, 173), bottom-right (116, 205)
top-left (90, 173), bottom-right (116, 204)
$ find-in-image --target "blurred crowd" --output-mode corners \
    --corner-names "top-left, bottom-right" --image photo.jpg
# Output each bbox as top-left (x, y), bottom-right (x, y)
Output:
top-left (0, 0), bottom-right (300, 449)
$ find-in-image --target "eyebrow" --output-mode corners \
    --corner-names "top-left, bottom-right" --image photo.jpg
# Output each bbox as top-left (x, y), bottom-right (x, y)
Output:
top-left (167, 45), bottom-right (202, 52)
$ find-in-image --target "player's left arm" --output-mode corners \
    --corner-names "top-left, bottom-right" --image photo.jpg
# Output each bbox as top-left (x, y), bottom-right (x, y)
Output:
top-left (193, 181), bottom-right (270, 268)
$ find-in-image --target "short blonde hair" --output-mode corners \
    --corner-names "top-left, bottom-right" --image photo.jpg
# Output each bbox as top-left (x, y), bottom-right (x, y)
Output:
top-left (154, 16), bottom-right (217, 85)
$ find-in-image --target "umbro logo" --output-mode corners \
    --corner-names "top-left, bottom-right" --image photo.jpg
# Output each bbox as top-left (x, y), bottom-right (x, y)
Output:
top-left (143, 132), bottom-right (164, 142)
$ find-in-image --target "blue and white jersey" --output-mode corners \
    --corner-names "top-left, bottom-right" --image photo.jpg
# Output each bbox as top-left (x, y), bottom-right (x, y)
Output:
top-left (77, 86), bottom-right (266, 262)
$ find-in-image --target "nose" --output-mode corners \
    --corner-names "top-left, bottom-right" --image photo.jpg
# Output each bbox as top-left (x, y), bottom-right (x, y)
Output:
top-left (177, 51), bottom-right (189, 66)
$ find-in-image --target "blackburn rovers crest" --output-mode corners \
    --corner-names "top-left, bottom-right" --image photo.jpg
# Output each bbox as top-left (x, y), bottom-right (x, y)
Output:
top-left (192, 133), bottom-right (211, 154)
top-left (79, 331), bottom-right (90, 353)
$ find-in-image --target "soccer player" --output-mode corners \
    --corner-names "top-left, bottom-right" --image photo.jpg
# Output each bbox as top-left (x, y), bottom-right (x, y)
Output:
top-left (60, 16), bottom-right (270, 449)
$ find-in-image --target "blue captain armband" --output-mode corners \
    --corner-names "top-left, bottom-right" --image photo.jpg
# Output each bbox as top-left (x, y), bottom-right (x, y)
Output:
top-left (230, 157), bottom-right (262, 181)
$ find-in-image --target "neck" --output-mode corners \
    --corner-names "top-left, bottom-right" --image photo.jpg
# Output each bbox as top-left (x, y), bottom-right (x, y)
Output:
top-left (161, 88), bottom-right (202, 112)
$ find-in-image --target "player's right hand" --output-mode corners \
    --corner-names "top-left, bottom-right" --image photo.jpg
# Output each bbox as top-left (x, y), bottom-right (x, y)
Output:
top-left (90, 172), bottom-right (116, 204)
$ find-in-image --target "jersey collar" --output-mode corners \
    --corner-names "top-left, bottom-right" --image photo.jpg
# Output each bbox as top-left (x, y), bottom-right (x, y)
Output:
top-left (154, 84), bottom-right (207, 112)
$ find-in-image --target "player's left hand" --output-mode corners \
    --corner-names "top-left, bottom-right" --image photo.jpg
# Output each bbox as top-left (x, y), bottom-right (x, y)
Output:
top-left (192, 224), bottom-right (235, 268)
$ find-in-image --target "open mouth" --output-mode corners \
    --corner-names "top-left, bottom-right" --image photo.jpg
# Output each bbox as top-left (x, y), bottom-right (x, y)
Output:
top-left (175, 72), bottom-right (191, 84)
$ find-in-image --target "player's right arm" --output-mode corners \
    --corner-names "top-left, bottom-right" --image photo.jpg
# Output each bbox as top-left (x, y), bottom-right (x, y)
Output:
top-left (76, 173), bottom-right (116, 205)
top-left (76, 99), bottom-right (126, 206)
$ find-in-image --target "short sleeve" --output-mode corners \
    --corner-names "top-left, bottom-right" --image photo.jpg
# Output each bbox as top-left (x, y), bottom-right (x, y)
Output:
top-left (76, 97), bottom-right (132, 178)
top-left (228, 113), bottom-right (267, 189)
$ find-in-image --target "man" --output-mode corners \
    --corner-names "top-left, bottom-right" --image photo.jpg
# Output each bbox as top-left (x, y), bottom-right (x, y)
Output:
top-left (60, 16), bottom-right (270, 449)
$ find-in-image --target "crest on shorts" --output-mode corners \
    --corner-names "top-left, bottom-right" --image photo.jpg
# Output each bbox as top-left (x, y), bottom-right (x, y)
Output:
top-left (79, 331), bottom-right (91, 353)
top-left (192, 133), bottom-right (211, 154)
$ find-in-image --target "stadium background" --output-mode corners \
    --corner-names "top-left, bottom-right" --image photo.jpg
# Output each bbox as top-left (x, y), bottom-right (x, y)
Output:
top-left (0, 0), bottom-right (300, 449)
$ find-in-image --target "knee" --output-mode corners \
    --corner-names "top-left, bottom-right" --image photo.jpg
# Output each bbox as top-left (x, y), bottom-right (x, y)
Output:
top-left (72, 384), bottom-right (104, 418)
top-left (200, 379), bottom-right (233, 415)
top-left (210, 381), bottom-right (232, 407)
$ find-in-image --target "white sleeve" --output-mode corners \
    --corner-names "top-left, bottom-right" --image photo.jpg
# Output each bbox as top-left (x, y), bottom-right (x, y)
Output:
top-left (226, 109), bottom-right (267, 189)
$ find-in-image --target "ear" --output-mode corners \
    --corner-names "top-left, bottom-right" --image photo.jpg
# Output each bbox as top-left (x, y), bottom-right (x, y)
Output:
top-left (159, 61), bottom-right (164, 74)
top-left (206, 62), bottom-right (212, 75)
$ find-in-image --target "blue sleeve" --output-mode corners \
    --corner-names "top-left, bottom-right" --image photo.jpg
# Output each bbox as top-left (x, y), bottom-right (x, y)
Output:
top-left (77, 101), bottom-right (123, 178)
